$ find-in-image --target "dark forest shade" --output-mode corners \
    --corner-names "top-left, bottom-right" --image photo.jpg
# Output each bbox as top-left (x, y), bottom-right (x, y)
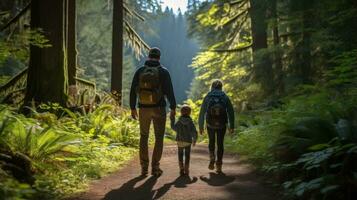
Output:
top-left (250, 0), bottom-right (273, 94)
top-left (271, 0), bottom-right (284, 95)
top-left (25, 0), bottom-right (68, 106)
top-left (67, 0), bottom-right (77, 86)
top-left (111, 0), bottom-right (123, 105)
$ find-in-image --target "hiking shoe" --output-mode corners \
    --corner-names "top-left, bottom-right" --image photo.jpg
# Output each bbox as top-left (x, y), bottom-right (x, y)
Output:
top-left (151, 168), bottom-right (163, 177)
top-left (208, 161), bottom-right (215, 170)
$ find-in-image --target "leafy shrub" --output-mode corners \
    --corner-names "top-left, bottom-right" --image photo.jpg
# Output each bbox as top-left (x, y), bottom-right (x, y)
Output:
top-left (282, 139), bottom-right (357, 199)
top-left (0, 177), bottom-right (36, 200)
top-left (0, 104), bottom-right (139, 199)
top-left (223, 51), bottom-right (357, 198)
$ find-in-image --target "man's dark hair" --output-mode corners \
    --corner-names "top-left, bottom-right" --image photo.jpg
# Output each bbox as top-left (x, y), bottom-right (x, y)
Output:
top-left (148, 47), bottom-right (161, 59)
top-left (211, 79), bottom-right (223, 90)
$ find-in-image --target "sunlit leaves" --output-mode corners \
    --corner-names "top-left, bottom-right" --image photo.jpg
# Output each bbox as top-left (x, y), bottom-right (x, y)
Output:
top-left (0, 103), bottom-right (140, 198)
top-left (197, 4), bottom-right (220, 26)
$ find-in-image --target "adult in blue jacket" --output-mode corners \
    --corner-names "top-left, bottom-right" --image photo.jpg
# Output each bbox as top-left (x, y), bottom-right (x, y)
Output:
top-left (198, 80), bottom-right (234, 173)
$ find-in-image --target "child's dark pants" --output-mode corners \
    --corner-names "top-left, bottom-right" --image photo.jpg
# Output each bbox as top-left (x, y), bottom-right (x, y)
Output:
top-left (178, 146), bottom-right (191, 165)
top-left (207, 126), bottom-right (226, 164)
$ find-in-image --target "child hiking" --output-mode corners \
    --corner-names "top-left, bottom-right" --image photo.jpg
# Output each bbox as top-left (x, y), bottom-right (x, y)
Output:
top-left (170, 105), bottom-right (197, 176)
top-left (198, 80), bottom-right (235, 174)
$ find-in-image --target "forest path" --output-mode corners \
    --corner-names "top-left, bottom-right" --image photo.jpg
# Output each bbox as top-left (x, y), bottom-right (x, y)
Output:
top-left (70, 144), bottom-right (277, 200)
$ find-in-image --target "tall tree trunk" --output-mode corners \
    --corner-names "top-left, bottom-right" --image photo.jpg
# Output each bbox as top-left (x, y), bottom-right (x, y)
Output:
top-left (67, 0), bottom-right (77, 86)
top-left (111, 0), bottom-right (123, 105)
top-left (300, 8), bottom-right (312, 83)
top-left (288, 0), bottom-right (314, 84)
top-left (25, 0), bottom-right (68, 106)
top-left (271, 0), bottom-right (284, 95)
top-left (250, 0), bottom-right (273, 94)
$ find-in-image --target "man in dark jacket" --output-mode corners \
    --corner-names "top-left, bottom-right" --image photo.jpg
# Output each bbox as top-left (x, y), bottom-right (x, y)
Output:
top-left (198, 79), bottom-right (234, 173)
top-left (130, 47), bottom-right (176, 176)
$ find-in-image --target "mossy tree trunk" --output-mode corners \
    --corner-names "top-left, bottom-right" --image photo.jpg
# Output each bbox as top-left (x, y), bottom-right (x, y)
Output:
top-left (25, 0), bottom-right (68, 106)
top-left (111, 0), bottom-right (123, 105)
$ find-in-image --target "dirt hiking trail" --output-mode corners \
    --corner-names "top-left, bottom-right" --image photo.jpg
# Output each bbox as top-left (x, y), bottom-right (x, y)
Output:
top-left (70, 144), bottom-right (277, 200)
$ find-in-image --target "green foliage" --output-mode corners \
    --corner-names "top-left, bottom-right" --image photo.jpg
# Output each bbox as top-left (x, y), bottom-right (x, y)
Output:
top-left (226, 111), bottom-right (282, 166)
top-left (0, 178), bottom-right (36, 200)
top-left (0, 104), bottom-right (139, 199)
top-left (281, 140), bottom-right (357, 199)
top-left (194, 48), bottom-right (357, 199)
top-left (222, 81), bottom-right (356, 197)
top-left (0, 29), bottom-right (50, 76)
top-left (326, 49), bottom-right (357, 89)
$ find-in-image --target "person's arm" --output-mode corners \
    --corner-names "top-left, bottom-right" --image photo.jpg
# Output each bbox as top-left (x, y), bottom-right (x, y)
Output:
top-left (226, 96), bottom-right (235, 130)
top-left (162, 69), bottom-right (176, 110)
top-left (129, 69), bottom-right (140, 110)
top-left (170, 117), bottom-right (178, 131)
top-left (198, 95), bottom-right (209, 132)
top-left (191, 122), bottom-right (198, 143)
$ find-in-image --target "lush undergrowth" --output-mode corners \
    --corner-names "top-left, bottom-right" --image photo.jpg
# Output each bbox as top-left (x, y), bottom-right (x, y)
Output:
top-left (182, 51), bottom-right (357, 199)
top-left (224, 86), bottom-right (357, 199)
top-left (0, 104), bottom-right (140, 200)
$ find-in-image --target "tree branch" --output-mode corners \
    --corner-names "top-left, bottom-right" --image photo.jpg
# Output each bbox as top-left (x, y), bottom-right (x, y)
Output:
top-left (230, 0), bottom-right (248, 6)
top-left (123, 20), bottom-right (150, 58)
top-left (123, 3), bottom-right (145, 21)
top-left (205, 44), bottom-right (252, 53)
top-left (222, 10), bottom-right (248, 27)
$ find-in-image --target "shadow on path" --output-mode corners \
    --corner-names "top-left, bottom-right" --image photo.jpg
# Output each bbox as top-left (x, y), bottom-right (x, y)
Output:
top-left (103, 175), bottom-right (157, 200)
top-left (155, 176), bottom-right (198, 199)
top-left (200, 172), bottom-right (235, 186)
top-left (103, 175), bottom-right (198, 200)
top-left (74, 145), bottom-right (276, 200)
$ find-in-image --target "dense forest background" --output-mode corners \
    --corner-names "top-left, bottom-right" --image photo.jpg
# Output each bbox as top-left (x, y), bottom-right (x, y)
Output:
top-left (0, 0), bottom-right (356, 199)
top-left (77, 0), bottom-right (198, 105)
top-left (0, 0), bottom-right (198, 105)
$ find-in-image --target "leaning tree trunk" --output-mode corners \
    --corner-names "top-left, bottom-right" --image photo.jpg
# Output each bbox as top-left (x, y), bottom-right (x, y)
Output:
top-left (25, 0), bottom-right (68, 106)
top-left (111, 0), bottom-right (123, 105)
top-left (67, 0), bottom-right (77, 86)
top-left (250, 0), bottom-right (273, 94)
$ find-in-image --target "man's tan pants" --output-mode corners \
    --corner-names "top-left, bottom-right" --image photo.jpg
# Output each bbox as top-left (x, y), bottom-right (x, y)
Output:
top-left (139, 107), bottom-right (166, 170)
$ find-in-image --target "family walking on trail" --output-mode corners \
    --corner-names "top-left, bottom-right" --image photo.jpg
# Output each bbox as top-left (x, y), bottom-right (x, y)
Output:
top-left (130, 47), bottom-right (235, 177)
